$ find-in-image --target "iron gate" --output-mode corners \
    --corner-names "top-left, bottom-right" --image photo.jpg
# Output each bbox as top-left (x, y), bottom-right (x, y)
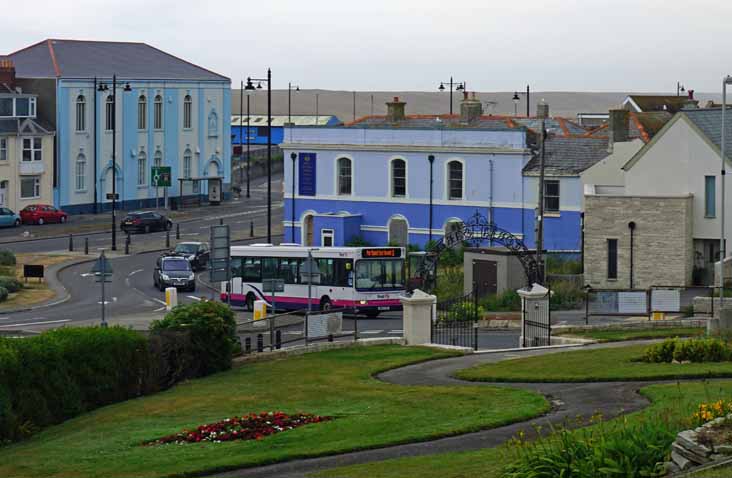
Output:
top-left (522, 293), bottom-right (551, 347)
top-left (432, 290), bottom-right (478, 350)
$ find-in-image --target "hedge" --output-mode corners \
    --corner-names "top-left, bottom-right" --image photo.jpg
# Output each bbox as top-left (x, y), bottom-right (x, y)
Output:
top-left (0, 250), bottom-right (15, 267)
top-left (0, 277), bottom-right (22, 293)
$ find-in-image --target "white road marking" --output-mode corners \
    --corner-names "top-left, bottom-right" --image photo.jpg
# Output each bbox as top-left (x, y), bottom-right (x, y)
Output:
top-left (360, 330), bottom-right (384, 335)
top-left (80, 273), bottom-right (95, 277)
top-left (154, 306), bottom-right (166, 312)
top-left (98, 301), bottom-right (111, 305)
top-left (0, 317), bottom-right (10, 321)
top-left (180, 233), bottom-right (199, 237)
top-left (128, 269), bottom-right (144, 277)
top-left (388, 329), bottom-right (403, 334)
top-left (152, 297), bottom-right (166, 306)
top-left (0, 319), bottom-right (71, 328)
top-left (187, 296), bottom-right (202, 301)
top-left (285, 331), bottom-right (303, 336)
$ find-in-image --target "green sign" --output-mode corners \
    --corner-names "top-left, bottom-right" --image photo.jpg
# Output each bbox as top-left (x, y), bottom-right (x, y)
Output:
top-left (151, 166), bottom-right (172, 187)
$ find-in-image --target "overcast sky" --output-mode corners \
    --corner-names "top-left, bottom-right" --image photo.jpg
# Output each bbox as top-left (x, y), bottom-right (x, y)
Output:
top-left (4, 0), bottom-right (732, 93)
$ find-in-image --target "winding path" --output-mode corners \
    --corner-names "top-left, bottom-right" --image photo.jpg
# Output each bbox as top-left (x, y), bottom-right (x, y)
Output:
top-left (212, 341), bottom-right (677, 478)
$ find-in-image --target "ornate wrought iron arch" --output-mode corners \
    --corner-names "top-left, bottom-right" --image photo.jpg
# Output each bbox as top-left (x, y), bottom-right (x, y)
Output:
top-left (417, 211), bottom-right (541, 288)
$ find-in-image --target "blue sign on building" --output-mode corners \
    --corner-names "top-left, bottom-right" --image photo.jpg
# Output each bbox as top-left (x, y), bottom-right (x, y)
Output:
top-left (298, 153), bottom-right (317, 196)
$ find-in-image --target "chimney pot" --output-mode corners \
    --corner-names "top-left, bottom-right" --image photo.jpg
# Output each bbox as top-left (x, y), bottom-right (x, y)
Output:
top-left (386, 97), bottom-right (406, 122)
top-left (536, 101), bottom-right (550, 119)
top-left (608, 109), bottom-right (629, 152)
top-left (688, 89), bottom-right (694, 100)
top-left (460, 92), bottom-right (483, 124)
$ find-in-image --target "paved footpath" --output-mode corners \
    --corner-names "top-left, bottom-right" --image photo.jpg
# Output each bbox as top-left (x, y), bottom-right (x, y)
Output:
top-left (211, 340), bottom-right (675, 478)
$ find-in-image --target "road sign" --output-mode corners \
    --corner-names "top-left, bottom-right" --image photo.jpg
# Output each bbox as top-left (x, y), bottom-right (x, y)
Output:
top-left (209, 225), bottom-right (231, 284)
top-left (262, 279), bottom-right (285, 293)
top-left (106, 193), bottom-right (119, 200)
top-left (151, 166), bottom-right (172, 187)
top-left (91, 255), bottom-right (113, 275)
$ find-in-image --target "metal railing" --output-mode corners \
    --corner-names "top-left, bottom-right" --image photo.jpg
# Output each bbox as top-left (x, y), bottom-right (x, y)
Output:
top-left (432, 289), bottom-right (479, 350)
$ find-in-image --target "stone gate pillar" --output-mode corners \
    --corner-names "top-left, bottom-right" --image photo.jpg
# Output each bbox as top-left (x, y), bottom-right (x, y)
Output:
top-left (401, 289), bottom-right (436, 345)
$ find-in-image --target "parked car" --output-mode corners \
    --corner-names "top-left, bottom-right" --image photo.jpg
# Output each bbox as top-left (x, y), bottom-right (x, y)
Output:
top-left (153, 254), bottom-right (195, 292)
top-left (173, 242), bottom-right (210, 271)
top-left (120, 211), bottom-right (172, 234)
top-left (20, 204), bottom-right (68, 225)
top-left (0, 208), bottom-right (20, 228)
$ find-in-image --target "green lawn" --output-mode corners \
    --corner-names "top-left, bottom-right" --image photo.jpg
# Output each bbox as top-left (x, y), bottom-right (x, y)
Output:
top-left (455, 345), bottom-right (732, 382)
top-left (691, 463), bottom-right (732, 477)
top-left (313, 378), bottom-right (732, 478)
top-left (556, 326), bottom-right (705, 343)
top-left (0, 345), bottom-right (548, 478)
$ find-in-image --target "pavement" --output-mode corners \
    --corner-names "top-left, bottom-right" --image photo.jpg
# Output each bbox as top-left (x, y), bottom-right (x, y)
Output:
top-left (210, 340), bottom-right (680, 478)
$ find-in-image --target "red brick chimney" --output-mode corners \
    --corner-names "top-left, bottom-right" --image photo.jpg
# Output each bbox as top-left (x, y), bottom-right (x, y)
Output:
top-left (0, 59), bottom-right (15, 90)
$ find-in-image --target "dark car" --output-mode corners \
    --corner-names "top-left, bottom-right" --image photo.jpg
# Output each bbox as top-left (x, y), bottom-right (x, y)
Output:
top-left (20, 204), bottom-right (68, 225)
top-left (173, 242), bottom-right (210, 271)
top-left (153, 254), bottom-right (195, 292)
top-left (120, 211), bottom-right (172, 234)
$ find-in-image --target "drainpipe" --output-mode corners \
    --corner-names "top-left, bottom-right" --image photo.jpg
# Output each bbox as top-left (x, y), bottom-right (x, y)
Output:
top-left (489, 158), bottom-right (494, 246)
top-left (628, 221), bottom-right (636, 289)
top-left (93, 76), bottom-right (98, 214)
top-left (580, 212), bottom-right (585, 274)
top-left (428, 154), bottom-right (435, 244)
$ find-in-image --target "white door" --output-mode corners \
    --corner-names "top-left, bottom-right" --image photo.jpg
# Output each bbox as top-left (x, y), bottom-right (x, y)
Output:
top-left (0, 181), bottom-right (7, 207)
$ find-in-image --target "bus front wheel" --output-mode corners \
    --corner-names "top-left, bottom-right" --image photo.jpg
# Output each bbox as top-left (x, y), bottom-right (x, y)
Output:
top-left (320, 297), bottom-right (332, 311)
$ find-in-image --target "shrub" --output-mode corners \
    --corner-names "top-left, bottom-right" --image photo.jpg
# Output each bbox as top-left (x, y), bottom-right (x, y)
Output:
top-left (481, 290), bottom-right (522, 312)
top-left (0, 327), bottom-right (148, 442)
top-left (434, 267), bottom-right (464, 301)
top-left (545, 255), bottom-right (582, 275)
top-left (0, 277), bottom-right (22, 293)
top-left (151, 300), bottom-right (237, 375)
top-left (549, 280), bottom-right (584, 310)
top-left (0, 250), bottom-right (15, 267)
top-left (0, 287), bottom-right (8, 303)
top-left (444, 301), bottom-right (485, 321)
top-left (692, 400), bottom-right (732, 426)
top-left (642, 337), bottom-right (732, 363)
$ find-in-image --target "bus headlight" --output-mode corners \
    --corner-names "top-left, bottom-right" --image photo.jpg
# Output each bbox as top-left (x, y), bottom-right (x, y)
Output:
top-left (359, 300), bottom-right (368, 305)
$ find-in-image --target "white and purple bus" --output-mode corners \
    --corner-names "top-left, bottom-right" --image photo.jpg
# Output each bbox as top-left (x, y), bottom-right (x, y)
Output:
top-left (221, 245), bottom-right (406, 316)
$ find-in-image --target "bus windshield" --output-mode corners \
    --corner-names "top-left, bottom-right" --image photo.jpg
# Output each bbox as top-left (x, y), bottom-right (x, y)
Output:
top-left (355, 259), bottom-right (404, 291)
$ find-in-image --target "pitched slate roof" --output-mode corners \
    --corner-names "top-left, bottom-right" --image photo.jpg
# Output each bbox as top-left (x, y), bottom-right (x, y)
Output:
top-left (585, 111), bottom-right (672, 143)
top-left (0, 117), bottom-right (54, 135)
top-left (7, 39), bottom-right (228, 81)
top-left (683, 108), bottom-right (732, 161)
top-left (623, 95), bottom-right (692, 113)
top-left (522, 136), bottom-right (609, 176)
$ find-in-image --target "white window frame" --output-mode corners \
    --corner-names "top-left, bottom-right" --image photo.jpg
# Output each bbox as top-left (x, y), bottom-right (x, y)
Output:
top-left (75, 95), bottom-right (86, 132)
top-left (183, 95), bottom-right (192, 129)
top-left (22, 137), bottom-right (42, 162)
top-left (154, 150), bottom-right (163, 168)
top-left (29, 97), bottom-right (36, 118)
top-left (387, 215), bottom-right (409, 246)
top-left (105, 95), bottom-right (114, 131)
top-left (445, 159), bottom-right (465, 200)
top-left (389, 157), bottom-right (407, 198)
top-left (321, 228), bottom-right (334, 247)
top-left (183, 149), bottom-right (192, 178)
top-left (543, 179), bottom-right (560, 213)
top-left (0, 138), bottom-right (6, 161)
top-left (75, 154), bottom-right (86, 191)
top-left (20, 176), bottom-right (41, 199)
top-left (336, 156), bottom-right (353, 196)
top-left (137, 152), bottom-right (147, 186)
top-left (138, 95), bottom-right (147, 130)
top-left (154, 95), bottom-right (163, 130)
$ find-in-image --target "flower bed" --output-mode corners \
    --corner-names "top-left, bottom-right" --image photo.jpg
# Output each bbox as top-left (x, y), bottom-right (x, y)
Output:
top-left (664, 402), bottom-right (732, 473)
top-left (145, 412), bottom-right (331, 445)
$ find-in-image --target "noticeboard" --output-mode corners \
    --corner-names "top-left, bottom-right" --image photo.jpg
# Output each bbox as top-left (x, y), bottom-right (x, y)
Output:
top-left (209, 225), bottom-right (230, 283)
top-left (298, 153), bottom-right (316, 196)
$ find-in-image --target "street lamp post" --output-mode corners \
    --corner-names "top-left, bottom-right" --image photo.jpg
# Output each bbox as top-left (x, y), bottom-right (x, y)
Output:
top-left (428, 155), bottom-right (435, 243)
top-left (246, 91), bottom-right (251, 199)
top-left (512, 85), bottom-right (531, 117)
top-left (290, 152), bottom-right (297, 243)
top-left (536, 119), bottom-right (547, 284)
top-left (97, 75), bottom-right (131, 251)
top-left (438, 77), bottom-right (466, 115)
top-left (720, 76), bottom-right (732, 308)
top-left (245, 70), bottom-right (273, 243)
top-left (288, 82), bottom-right (300, 125)
top-left (239, 80), bottom-right (244, 192)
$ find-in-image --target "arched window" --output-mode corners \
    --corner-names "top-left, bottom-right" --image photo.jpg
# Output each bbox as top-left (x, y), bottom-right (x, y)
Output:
top-left (388, 216), bottom-right (408, 246)
top-left (391, 158), bottom-right (406, 197)
top-left (183, 95), bottom-right (192, 129)
top-left (75, 154), bottom-right (86, 191)
top-left (154, 150), bottom-right (162, 167)
top-left (75, 95), bottom-right (86, 132)
top-left (183, 148), bottom-right (192, 178)
top-left (447, 160), bottom-right (463, 200)
top-left (444, 219), bottom-right (462, 238)
top-left (337, 157), bottom-right (352, 195)
top-left (105, 95), bottom-right (114, 131)
top-left (154, 94), bottom-right (163, 129)
top-left (137, 95), bottom-right (147, 130)
top-left (207, 109), bottom-right (218, 136)
top-left (137, 151), bottom-right (147, 186)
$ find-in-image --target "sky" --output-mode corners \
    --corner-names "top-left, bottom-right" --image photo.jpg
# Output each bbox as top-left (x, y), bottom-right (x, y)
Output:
top-left (3, 0), bottom-right (732, 93)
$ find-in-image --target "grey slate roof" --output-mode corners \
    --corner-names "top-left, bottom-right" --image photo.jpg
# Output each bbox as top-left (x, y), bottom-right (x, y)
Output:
top-left (683, 108), bottom-right (732, 161)
top-left (346, 115), bottom-right (518, 131)
top-left (8, 39), bottom-right (228, 81)
top-left (522, 136), bottom-right (609, 176)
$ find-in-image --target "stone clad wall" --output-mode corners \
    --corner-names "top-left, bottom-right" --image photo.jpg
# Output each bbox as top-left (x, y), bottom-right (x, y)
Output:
top-left (584, 195), bottom-right (693, 289)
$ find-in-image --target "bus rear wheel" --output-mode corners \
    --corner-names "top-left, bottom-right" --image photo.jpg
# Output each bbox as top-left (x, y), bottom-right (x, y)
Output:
top-left (364, 310), bottom-right (380, 318)
top-left (320, 297), bottom-right (332, 311)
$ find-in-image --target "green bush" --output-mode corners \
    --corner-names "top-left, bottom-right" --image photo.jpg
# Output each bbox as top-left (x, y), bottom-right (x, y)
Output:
top-left (434, 267), bottom-right (464, 301)
top-left (444, 301), bottom-right (485, 321)
top-left (0, 250), bottom-right (15, 267)
top-left (503, 411), bottom-right (680, 478)
top-left (0, 287), bottom-right (8, 303)
top-left (481, 290), bottom-right (522, 312)
top-left (642, 337), bottom-right (732, 363)
top-left (545, 255), bottom-right (582, 274)
top-left (0, 277), bottom-right (22, 293)
top-left (151, 301), bottom-right (237, 375)
top-left (549, 280), bottom-right (584, 310)
top-left (0, 327), bottom-right (148, 442)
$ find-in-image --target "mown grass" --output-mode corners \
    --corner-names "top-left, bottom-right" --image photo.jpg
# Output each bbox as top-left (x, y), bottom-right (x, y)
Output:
top-left (314, 378), bottom-right (732, 478)
top-left (0, 345), bottom-right (548, 478)
top-left (455, 344), bottom-right (732, 382)
top-left (556, 326), bottom-right (705, 343)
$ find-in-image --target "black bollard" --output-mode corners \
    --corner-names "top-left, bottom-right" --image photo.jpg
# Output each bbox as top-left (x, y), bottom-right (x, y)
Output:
top-left (275, 330), bottom-right (282, 350)
top-left (125, 234), bottom-right (130, 255)
top-left (328, 334), bottom-right (334, 343)
top-left (256, 334), bottom-right (264, 353)
top-left (165, 230), bottom-right (170, 248)
top-left (245, 337), bottom-right (251, 354)
top-left (219, 218), bottom-right (224, 225)
top-left (250, 221), bottom-right (254, 237)
top-left (68, 234), bottom-right (73, 252)
top-left (176, 223), bottom-right (180, 240)
top-left (84, 237), bottom-right (89, 255)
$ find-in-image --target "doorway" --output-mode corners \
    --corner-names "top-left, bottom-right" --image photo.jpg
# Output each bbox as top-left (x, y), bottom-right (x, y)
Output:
top-left (0, 181), bottom-right (7, 207)
top-left (473, 259), bottom-right (497, 297)
top-left (321, 229), bottom-right (334, 247)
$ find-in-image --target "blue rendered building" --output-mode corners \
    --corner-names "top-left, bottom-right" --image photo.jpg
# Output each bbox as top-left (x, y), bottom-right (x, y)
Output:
top-left (280, 95), bottom-right (604, 252)
top-left (231, 115), bottom-right (340, 152)
top-left (7, 39), bottom-right (231, 213)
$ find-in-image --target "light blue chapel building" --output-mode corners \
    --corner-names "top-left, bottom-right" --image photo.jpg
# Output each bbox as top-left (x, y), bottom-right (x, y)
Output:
top-left (7, 39), bottom-right (231, 213)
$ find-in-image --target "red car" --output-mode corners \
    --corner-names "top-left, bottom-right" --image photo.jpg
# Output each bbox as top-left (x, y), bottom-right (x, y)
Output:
top-left (20, 204), bottom-right (68, 225)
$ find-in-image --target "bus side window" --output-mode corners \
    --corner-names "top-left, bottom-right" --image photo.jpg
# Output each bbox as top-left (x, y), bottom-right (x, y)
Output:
top-left (242, 257), bottom-right (262, 282)
top-left (279, 258), bottom-right (297, 284)
top-left (317, 258), bottom-right (334, 286)
top-left (333, 259), bottom-right (351, 287)
top-left (262, 257), bottom-right (278, 280)
top-left (231, 257), bottom-right (242, 278)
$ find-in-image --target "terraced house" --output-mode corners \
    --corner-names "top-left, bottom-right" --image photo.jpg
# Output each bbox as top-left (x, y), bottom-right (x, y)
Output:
top-left (281, 94), bottom-right (598, 252)
top-left (5, 39), bottom-right (231, 213)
